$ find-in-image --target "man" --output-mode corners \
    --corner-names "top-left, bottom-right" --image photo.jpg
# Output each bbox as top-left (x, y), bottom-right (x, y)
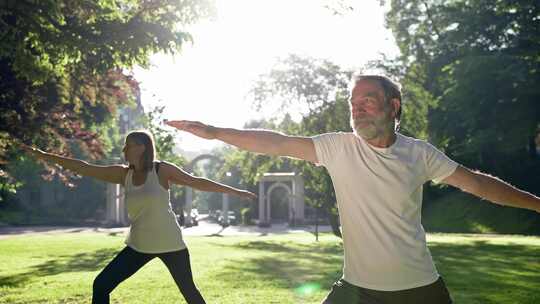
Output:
top-left (166, 75), bottom-right (540, 303)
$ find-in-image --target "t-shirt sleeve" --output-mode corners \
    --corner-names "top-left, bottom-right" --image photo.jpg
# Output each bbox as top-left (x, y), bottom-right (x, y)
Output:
top-left (423, 142), bottom-right (458, 184)
top-left (312, 132), bottom-right (345, 167)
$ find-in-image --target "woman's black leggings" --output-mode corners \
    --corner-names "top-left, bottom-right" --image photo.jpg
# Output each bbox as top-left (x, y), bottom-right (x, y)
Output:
top-left (92, 246), bottom-right (205, 304)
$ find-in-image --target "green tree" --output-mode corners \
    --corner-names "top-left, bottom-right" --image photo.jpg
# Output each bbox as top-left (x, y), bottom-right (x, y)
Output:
top-left (378, 0), bottom-right (540, 233)
top-left (220, 55), bottom-right (354, 237)
top-left (385, 0), bottom-right (540, 190)
top-left (0, 0), bottom-right (213, 200)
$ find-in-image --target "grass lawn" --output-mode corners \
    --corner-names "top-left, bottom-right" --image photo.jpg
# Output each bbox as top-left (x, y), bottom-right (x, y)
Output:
top-left (0, 232), bottom-right (539, 303)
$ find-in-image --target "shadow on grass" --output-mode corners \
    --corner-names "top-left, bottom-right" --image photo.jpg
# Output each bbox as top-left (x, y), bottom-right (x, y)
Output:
top-left (207, 238), bottom-right (540, 304)
top-left (0, 247), bottom-right (118, 288)
top-left (430, 240), bottom-right (540, 304)
top-left (209, 239), bottom-right (344, 298)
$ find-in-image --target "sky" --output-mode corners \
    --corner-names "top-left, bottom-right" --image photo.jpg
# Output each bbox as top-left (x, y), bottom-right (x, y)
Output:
top-left (133, 0), bottom-right (399, 152)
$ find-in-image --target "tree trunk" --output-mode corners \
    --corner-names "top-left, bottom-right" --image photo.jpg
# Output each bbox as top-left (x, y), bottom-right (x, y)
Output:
top-left (324, 204), bottom-right (342, 238)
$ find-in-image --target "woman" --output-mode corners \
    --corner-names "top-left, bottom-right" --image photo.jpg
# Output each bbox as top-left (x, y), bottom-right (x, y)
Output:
top-left (23, 130), bottom-right (256, 304)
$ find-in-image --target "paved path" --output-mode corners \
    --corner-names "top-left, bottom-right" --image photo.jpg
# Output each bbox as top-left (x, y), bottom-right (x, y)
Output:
top-left (0, 220), bottom-right (332, 239)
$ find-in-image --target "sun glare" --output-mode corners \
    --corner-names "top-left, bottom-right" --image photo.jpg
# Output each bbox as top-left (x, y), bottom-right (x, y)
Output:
top-left (134, 0), bottom-right (398, 152)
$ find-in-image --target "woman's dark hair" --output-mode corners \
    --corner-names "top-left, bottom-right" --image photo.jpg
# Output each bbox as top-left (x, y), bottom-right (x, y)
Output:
top-left (126, 130), bottom-right (156, 172)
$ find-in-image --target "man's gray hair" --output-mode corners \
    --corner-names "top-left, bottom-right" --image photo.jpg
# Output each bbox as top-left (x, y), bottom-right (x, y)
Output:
top-left (351, 74), bottom-right (402, 125)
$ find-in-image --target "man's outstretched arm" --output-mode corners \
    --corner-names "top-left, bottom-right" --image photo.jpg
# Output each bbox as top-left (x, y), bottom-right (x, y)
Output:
top-left (166, 120), bottom-right (318, 163)
top-left (442, 165), bottom-right (540, 213)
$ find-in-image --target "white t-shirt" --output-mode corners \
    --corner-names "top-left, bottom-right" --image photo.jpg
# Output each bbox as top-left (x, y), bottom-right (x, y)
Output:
top-left (313, 132), bottom-right (458, 291)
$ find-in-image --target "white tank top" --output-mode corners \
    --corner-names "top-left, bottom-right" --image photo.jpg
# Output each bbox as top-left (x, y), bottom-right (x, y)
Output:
top-left (124, 163), bottom-right (186, 253)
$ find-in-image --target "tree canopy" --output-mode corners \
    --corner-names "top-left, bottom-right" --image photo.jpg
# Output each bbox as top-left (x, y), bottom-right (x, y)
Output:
top-left (385, 0), bottom-right (540, 185)
top-left (238, 0), bottom-right (540, 231)
top-left (0, 0), bottom-right (212, 198)
top-left (1, 0), bottom-right (212, 153)
top-left (223, 55), bottom-right (354, 237)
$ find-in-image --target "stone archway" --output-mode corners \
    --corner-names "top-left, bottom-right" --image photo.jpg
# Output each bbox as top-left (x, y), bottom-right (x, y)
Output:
top-left (265, 182), bottom-right (292, 223)
top-left (258, 172), bottom-right (304, 227)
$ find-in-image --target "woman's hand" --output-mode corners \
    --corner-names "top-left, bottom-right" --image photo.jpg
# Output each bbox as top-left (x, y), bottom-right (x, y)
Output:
top-left (20, 144), bottom-right (47, 160)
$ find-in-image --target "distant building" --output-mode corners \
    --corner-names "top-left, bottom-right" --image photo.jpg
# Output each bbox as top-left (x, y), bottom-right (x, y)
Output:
top-left (257, 172), bottom-right (305, 227)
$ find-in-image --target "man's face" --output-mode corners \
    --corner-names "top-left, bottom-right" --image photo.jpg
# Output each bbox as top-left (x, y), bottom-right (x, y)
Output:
top-left (349, 80), bottom-right (394, 140)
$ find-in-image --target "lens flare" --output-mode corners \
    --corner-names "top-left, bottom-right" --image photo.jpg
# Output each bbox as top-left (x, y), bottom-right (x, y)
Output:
top-left (295, 283), bottom-right (321, 296)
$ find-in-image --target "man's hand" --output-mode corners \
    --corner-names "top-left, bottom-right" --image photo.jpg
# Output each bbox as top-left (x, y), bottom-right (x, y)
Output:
top-left (165, 120), bottom-right (217, 140)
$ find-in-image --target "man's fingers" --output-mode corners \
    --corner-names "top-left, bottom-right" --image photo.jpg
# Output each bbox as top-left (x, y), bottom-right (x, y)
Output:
top-left (165, 120), bottom-right (216, 140)
top-left (164, 120), bottom-right (184, 128)
top-left (165, 120), bottom-right (202, 130)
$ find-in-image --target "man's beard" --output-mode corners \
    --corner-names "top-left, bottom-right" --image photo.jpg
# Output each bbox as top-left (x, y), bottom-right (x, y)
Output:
top-left (351, 114), bottom-right (392, 140)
